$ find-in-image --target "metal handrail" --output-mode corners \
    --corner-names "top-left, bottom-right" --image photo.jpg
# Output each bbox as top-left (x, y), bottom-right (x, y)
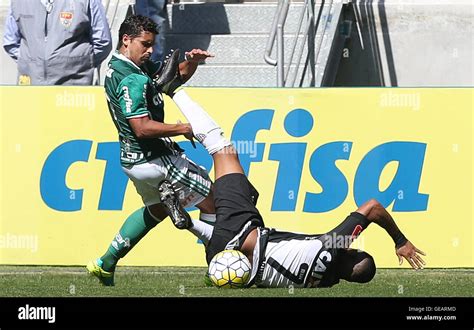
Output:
top-left (313, 0), bottom-right (334, 82)
top-left (264, 0), bottom-right (336, 87)
top-left (264, 0), bottom-right (290, 67)
top-left (286, 0), bottom-right (314, 87)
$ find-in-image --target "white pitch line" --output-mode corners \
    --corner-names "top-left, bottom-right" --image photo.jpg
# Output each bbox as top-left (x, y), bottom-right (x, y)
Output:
top-left (0, 271), bottom-right (200, 276)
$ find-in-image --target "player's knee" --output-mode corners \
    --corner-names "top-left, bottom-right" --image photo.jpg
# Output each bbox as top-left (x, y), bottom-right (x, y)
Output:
top-left (352, 253), bottom-right (376, 283)
top-left (197, 194), bottom-right (215, 214)
top-left (146, 204), bottom-right (167, 222)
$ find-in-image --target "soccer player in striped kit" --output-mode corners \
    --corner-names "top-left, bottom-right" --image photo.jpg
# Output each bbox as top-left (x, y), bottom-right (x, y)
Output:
top-left (162, 81), bottom-right (427, 289)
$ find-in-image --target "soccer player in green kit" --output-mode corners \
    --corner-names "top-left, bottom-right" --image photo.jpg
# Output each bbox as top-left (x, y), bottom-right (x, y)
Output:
top-left (87, 15), bottom-right (215, 286)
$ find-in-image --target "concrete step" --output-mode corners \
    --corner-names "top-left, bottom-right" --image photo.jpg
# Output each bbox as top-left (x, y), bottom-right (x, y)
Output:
top-left (166, 34), bottom-right (321, 65)
top-left (183, 64), bottom-right (311, 87)
top-left (168, 3), bottom-right (308, 34)
top-left (166, 1), bottom-right (343, 86)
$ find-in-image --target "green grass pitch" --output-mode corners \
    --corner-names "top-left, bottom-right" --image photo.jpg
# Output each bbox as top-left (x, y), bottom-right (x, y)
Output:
top-left (0, 266), bottom-right (472, 297)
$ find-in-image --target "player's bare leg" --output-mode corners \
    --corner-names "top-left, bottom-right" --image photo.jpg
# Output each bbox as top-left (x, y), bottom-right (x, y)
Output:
top-left (195, 193), bottom-right (216, 237)
top-left (195, 191), bottom-right (215, 214)
top-left (211, 146), bottom-right (244, 179)
top-left (172, 90), bottom-right (261, 265)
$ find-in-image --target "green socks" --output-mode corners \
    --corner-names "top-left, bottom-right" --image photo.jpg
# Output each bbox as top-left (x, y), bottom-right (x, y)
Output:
top-left (100, 207), bottom-right (160, 272)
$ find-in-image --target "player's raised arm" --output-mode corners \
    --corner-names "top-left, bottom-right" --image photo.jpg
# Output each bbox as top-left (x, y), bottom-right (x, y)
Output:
top-left (179, 49), bottom-right (214, 83)
top-left (356, 199), bottom-right (426, 269)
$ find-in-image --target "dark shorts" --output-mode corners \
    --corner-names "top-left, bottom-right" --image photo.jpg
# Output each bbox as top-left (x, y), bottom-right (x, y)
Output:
top-left (205, 173), bottom-right (264, 263)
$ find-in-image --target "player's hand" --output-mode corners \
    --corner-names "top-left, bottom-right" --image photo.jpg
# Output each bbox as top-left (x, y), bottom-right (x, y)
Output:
top-left (396, 241), bottom-right (426, 269)
top-left (185, 49), bottom-right (214, 63)
top-left (179, 121), bottom-right (196, 148)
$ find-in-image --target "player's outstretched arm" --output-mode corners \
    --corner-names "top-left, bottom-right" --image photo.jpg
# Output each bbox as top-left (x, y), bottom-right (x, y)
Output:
top-left (396, 240), bottom-right (426, 270)
top-left (356, 199), bottom-right (426, 269)
top-left (179, 49), bottom-right (214, 82)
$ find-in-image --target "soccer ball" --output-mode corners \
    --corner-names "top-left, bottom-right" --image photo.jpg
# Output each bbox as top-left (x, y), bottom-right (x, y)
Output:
top-left (207, 250), bottom-right (251, 288)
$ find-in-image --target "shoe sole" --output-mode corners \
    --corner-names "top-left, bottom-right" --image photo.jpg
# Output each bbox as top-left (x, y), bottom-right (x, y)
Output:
top-left (154, 49), bottom-right (180, 88)
top-left (158, 180), bottom-right (192, 229)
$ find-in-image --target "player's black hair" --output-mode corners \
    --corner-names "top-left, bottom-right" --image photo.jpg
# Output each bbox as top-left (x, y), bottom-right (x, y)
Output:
top-left (118, 15), bottom-right (159, 48)
top-left (350, 253), bottom-right (376, 283)
top-left (336, 249), bottom-right (376, 283)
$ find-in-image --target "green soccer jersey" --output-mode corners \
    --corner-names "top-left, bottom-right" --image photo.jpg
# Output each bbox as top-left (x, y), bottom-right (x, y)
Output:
top-left (104, 52), bottom-right (182, 167)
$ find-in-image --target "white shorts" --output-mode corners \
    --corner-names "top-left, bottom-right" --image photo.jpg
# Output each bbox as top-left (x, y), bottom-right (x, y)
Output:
top-left (122, 153), bottom-right (212, 208)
